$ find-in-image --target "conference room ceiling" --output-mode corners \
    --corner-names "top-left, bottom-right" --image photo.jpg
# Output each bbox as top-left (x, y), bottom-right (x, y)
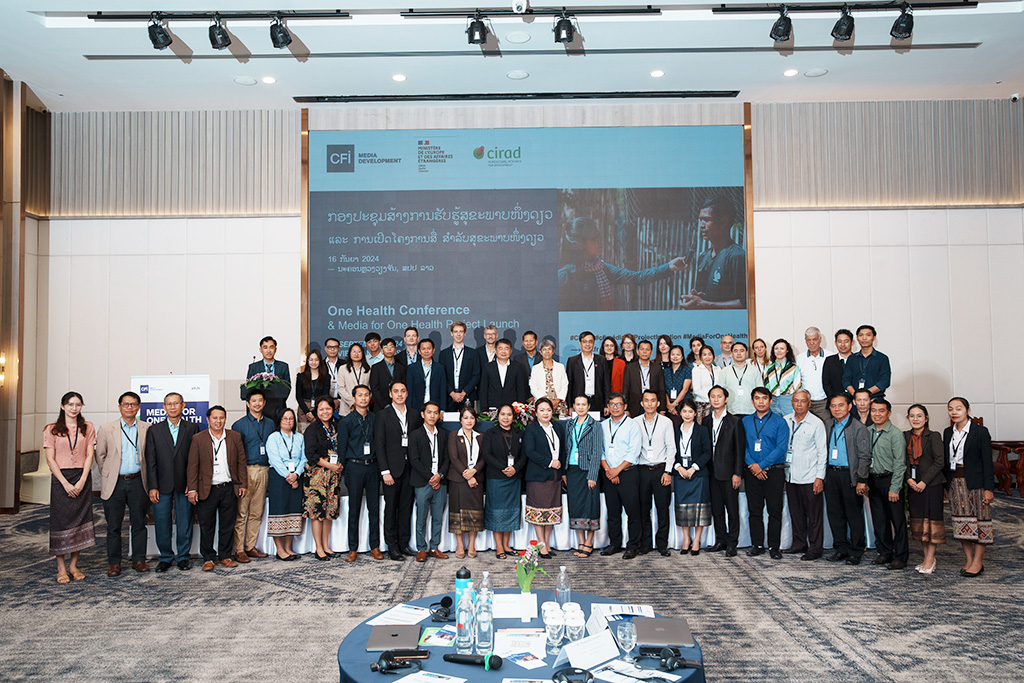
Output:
top-left (3, 1), bottom-right (1023, 112)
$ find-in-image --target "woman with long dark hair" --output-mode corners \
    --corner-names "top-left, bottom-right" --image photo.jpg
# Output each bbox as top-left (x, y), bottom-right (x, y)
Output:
top-left (601, 336), bottom-right (626, 395)
top-left (656, 335), bottom-right (674, 369)
top-left (303, 396), bottom-right (343, 560)
top-left (764, 338), bottom-right (801, 416)
top-left (685, 336), bottom-right (705, 366)
top-left (523, 398), bottom-right (564, 557)
top-left (904, 404), bottom-right (945, 574)
top-left (44, 391), bottom-right (96, 583)
top-left (295, 348), bottom-right (329, 433)
top-left (482, 404), bottom-right (526, 559)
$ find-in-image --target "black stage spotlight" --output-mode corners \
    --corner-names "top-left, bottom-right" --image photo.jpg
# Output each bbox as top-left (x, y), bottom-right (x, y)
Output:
top-left (831, 6), bottom-right (854, 42)
top-left (270, 16), bottom-right (292, 48)
top-left (554, 11), bottom-right (574, 44)
top-left (209, 14), bottom-right (232, 50)
top-left (769, 6), bottom-right (792, 43)
top-left (467, 13), bottom-right (487, 44)
top-left (891, 3), bottom-right (914, 40)
top-left (147, 13), bottom-right (173, 50)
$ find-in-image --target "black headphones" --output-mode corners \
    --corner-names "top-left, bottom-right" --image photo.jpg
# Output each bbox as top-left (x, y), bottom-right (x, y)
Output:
top-left (370, 654), bottom-right (422, 675)
top-left (552, 667), bottom-right (594, 683)
top-left (429, 595), bottom-right (454, 622)
top-left (635, 647), bottom-right (703, 672)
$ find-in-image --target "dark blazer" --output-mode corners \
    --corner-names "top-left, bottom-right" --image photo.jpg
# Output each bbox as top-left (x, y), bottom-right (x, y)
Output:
top-left (438, 345), bottom-right (481, 410)
top-left (186, 429), bottom-right (248, 500)
top-left (369, 359), bottom-right (406, 413)
top-left (408, 425), bottom-right (450, 489)
top-left (295, 371), bottom-right (330, 415)
top-left (822, 354), bottom-right (848, 399)
top-left (145, 418), bottom-right (201, 495)
top-left (479, 360), bottom-right (530, 411)
top-left (394, 348), bottom-right (418, 370)
top-left (247, 359), bottom-right (290, 384)
top-left (304, 418), bottom-right (339, 467)
top-left (523, 421), bottom-right (565, 482)
top-left (481, 426), bottom-right (526, 480)
top-left (513, 351), bottom-right (540, 377)
top-left (942, 422), bottom-right (994, 491)
top-left (904, 428), bottom-right (946, 487)
top-left (477, 345), bottom-right (496, 375)
top-left (622, 361), bottom-right (667, 417)
top-left (701, 412), bottom-right (746, 482)
top-left (565, 353), bottom-right (608, 410)
top-left (374, 404), bottom-right (417, 477)
top-left (405, 360), bottom-right (448, 413)
top-left (674, 422), bottom-right (713, 478)
top-left (447, 429), bottom-right (486, 484)
top-left (826, 416), bottom-right (872, 487)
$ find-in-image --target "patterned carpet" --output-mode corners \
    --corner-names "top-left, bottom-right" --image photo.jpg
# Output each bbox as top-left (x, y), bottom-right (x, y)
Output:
top-left (1, 494), bottom-right (1021, 682)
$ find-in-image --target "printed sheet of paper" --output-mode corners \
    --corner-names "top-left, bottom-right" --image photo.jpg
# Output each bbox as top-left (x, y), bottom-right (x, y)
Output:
top-left (365, 603), bottom-right (432, 626)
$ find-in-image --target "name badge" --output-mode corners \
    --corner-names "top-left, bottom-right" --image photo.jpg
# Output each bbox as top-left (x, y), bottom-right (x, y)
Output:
top-left (328, 449), bottom-right (338, 465)
top-left (681, 457), bottom-right (690, 468)
top-left (607, 444), bottom-right (615, 458)
top-left (858, 380), bottom-right (865, 389)
top-left (213, 461), bottom-right (225, 477)
top-left (670, 389), bottom-right (677, 400)
top-left (287, 463), bottom-right (296, 474)
top-left (401, 435), bottom-right (408, 448)
top-left (364, 442), bottom-right (371, 456)
top-left (831, 449), bottom-right (839, 460)
top-left (911, 466), bottom-right (917, 480)
top-left (507, 456), bottom-right (515, 468)
top-left (260, 445), bottom-right (266, 456)
top-left (331, 380), bottom-right (338, 397)
top-left (754, 439), bottom-right (762, 452)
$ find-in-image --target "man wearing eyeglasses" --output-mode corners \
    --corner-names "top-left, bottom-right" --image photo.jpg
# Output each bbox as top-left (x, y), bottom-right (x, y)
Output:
top-left (95, 392), bottom-right (152, 577)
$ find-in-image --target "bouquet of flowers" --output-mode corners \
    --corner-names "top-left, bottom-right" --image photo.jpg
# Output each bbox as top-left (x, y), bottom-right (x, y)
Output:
top-left (240, 372), bottom-right (290, 392)
top-left (514, 540), bottom-right (550, 593)
top-left (479, 399), bottom-right (541, 431)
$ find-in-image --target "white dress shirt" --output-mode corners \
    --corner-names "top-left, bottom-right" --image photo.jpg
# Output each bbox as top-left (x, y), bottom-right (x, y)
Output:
top-left (795, 349), bottom-right (835, 401)
top-left (691, 363), bottom-right (719, 403)
top-left (949, 420), bottom-right (970, 468)
top-left (784, 412), bottom-right (827, 484)
top-left (634, 414), bottom-right (675, 472)
top-left (210, 432), bottom-right (231, 485)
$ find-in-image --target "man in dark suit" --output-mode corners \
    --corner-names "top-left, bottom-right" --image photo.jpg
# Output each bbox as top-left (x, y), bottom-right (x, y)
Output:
top-left (245, 335), bottom-right (291, 421)
top-left (186, 406), bottom-right (248, 572)
top-left (566, 330), bottom-right (608, 410)
top-left (369, 338), bottom-right (405, 412)
top-left (822, 329), bottom-right (854, 400)
top-left (438, 321), bottom-right (480, 412)
top-left (145, 392), bottom-right (201, 572)
top-left (479, 338), bottom-right (529, 411)
top-left (702, 385), bottom-right (746, 557)
top-left (823, 392), bottom-right (872, 565)
top-left (394, 327), bottom-right (419, 370)
top-left (408, 402), bottom-right (450, 562)
top-left (406, 338), bottom-right (447, 414)
top-left (476, 324), bottom-right (498, 371)
top-left (374, 381), bottom-right (418, 561)
top-left (512, 330), bottom-right (540, 376)
top-left (622, 339), bottom-right (667, 417)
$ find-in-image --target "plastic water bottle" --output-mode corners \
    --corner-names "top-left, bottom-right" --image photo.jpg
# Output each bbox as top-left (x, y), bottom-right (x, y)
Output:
top-left (478, 571), bottom-right (493, 596)
top-left (456, 580), bottom-right (476, 655)
top-left (475, 585), bottom-right (494, 655)
top-left (555, 566), bottom-right (571, 608)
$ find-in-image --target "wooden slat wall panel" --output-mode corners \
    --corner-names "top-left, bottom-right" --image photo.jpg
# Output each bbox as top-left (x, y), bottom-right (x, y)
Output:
top-left (50, 110), bottom-right (300, 216)
top-left (751, 100), bottom-right (1024, 208)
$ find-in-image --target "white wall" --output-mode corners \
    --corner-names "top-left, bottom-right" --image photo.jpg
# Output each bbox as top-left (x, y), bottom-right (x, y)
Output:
top-left (26, 208), bottom-right (1024, 448)
top-left (753, 207), bottom-right (1024, 439)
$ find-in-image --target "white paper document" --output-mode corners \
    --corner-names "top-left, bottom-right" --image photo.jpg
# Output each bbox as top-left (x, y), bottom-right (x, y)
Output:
top-left (365, 603), bottom-right (432, 626)
top-left (494, 628), bottom-right (547, 659)
top-left (553, 628), bottom-right (618, 670)
top-left (586, 604), bottom-right (655, 636)
top-left (401, 672), bottom-right (466, 683)
top-left (502, 679), bottom-right (549, 683)
top-left (592, 659), bottom-right (683, 683)
top-left (493, 592), bottom-right (538, 620)
top-left (500, 651), bottom-right (547, 670)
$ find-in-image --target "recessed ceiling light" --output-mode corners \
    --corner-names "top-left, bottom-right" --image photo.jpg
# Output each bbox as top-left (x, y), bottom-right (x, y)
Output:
top-left (505, 31), bottom-right (531, 44)
top-left (804, 68), bottom-right (829, 78)
top-left (261, 76), bottom-right (277, 85)
top-left (783, 69), bottom-right (799, 78)
top-left (650, 70), bottom-right (665, 78)
top-left (506, 70), bottom-right (529, 80)
top-left (233, 76), bottom-right (258, 86)
top-left (392, 74), bottom-right (407, 82)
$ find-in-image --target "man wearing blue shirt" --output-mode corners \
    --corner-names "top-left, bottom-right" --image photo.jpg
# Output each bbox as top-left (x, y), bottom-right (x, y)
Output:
top-left (823, 393), bottom-right (872, 565)
top-left (231, 388), bottom-right (272, 563)
top-left (842, 325), bottom-right (891, 398)
top-left (742, 387), bottom-right (789, 559)
top-left (365, 332), bottom-right (384, 366)
top-left (600, 393), bottom-right (643, 559)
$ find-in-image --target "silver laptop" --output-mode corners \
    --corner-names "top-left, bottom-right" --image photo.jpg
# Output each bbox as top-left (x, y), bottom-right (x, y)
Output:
top-left (365, 624), bottom-right (422, 651)
top-left (634, 617), bottom-right (695, 649)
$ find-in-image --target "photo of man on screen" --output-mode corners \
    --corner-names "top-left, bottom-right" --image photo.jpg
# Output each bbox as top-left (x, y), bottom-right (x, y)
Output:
top-left (679, 196), bottom-right (747, 310)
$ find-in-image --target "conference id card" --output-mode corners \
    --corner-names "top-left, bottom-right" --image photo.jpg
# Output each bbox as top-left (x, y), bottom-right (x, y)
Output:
top-left (213, 460), bottom-right (225, 478)
top-left (858, 380), bottom-right (865, 389)
top-left (754, 440), bottom-right (762, 452)
top-left (680, 458), bottom-right (690, 468)
top-left (402, 436), bottom-right (409, 447)
top-left (831, 449), bottom-right (839, 461)
top-left (328, 449), bottom-right (338, 465)
top-left (670, 389), bottom-right (677, 400)
top-left (287, 462), bottom-right (296, 474)
top-left (260, 445), bottom-right (266, 456)
top-left (911, 466), bottom-right (918, 480)
top-left (364, 442), bottom-right (371, 456)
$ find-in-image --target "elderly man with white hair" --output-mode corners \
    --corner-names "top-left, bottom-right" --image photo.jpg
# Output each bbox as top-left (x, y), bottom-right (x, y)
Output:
top-left (783, 389), bottom-right (828, 560)
top-left (795, 326), bottom-right (835, 423)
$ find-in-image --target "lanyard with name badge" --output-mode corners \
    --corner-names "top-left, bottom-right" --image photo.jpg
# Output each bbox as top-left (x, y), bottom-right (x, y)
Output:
top-left (543, 425), bottom-right (558, 461)
top-left (250, 415), bottom-right (268, 457)
top-left (788, 420), bottom-right (804, 454)
top-left (212, 435), bottom-right (225, 476)
top-left (121, 422), bottom-right (140, 464)
top-left (324, 422), bottom-right (338, 464)
top-left (830, 420), bottom-right (849, 461)
top-left (679, 426), bottom-right (693, 468)
top-left (283, 433), bottom-right (297, 473)
top-left (642, 415), bottom-right (659, 457)
top-left (950, 429), bottom-right (968, 465)
top-left (360, 413), bottom-right (372, 456)
top-left (753, 413), bottom-right (769, 452)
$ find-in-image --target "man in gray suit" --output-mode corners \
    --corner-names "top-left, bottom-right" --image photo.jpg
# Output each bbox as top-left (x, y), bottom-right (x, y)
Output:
top-left (823, 393), bottom-right (872, 565)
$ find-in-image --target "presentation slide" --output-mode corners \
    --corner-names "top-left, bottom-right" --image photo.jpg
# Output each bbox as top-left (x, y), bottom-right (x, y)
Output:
top-left (308, 126), bottom-right (748, 357)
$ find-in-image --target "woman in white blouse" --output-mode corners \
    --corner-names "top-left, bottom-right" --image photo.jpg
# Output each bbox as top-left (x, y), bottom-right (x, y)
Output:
top-left (529, 339), bottom-right (569, 417)
top-left (691, 345), bottom-right (719, 423)
top-left (337, 343), bottom-right (371, 417)
top-left (447, 407), bottom-right (486, 558)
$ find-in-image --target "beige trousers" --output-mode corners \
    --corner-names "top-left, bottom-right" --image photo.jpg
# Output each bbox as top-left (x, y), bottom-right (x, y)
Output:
top-left (234, 465), bottom-right (268, 552)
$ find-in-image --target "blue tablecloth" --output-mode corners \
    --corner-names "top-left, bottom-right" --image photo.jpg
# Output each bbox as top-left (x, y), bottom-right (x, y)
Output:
top-left (338, 588), bottom-right (704, 682)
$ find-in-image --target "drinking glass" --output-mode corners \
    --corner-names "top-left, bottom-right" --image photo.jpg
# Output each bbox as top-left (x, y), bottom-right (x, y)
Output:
top-left (544, 612), bottom-right (565, 654)
top-left (615, 621), bottom-right (637, 662)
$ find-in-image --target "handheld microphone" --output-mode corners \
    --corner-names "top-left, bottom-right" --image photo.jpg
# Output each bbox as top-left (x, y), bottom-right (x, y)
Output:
top-left (442, 653), bottom-right (503, 670)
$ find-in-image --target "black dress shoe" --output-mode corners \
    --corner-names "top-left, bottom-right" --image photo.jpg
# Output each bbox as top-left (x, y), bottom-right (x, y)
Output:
top-left (748, 546), bottom-right (765, 557)
top-left (690, 548), bottom-right (701, 556)
top-left (315, 552), bottom-right (331, 561)
top-left (872, 556), bottom-right (893, 565)
top-left (324, 551), bottom-right (337, 559)
top-left (725, 547), bottom-right (737, 557)
top-left (707, 543), bottom-right (727, 553)
top-left (826, 552), bottom-right (849, 562)
top-left (155, 561), bottom-right (173, 573)
top-left (638, 548), bottom-right (651, 556)
top-left (659, 549), bottom-right (671, 557)
top-left (962, 566), bottom-right (984, 577)
top-left (177, 560), bottom-right (191, 571)
top-left (845, 556), bottom-right (862, 566)
top-left (388, 549), bottom-right (405, 561)
top-left (769, 549), bottom-right (783, 560)
top-left (782, 547), bottom-right (805, 555)
top-left (887, 560), bottom-right (907, 570)
top-left (277, 554), bottom-right (300, 562)
top-left (801, 552), bottom-right (822, 561)
top-left (622, 549), bottom-right (638, 560)
top-left (400, 547), bottom-right (418, 557)
top-left (600, 546), bottom-right (622, 557)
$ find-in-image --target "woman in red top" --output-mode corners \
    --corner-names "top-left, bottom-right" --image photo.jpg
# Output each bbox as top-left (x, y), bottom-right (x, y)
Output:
top-left (601, 336), bottom-right (626, 395)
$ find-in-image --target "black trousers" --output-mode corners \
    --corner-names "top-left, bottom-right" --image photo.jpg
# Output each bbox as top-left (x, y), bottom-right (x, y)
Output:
top-left (744, 467), bottom-right (785, 550)
top-left (103, 475), bottom-right (149, 564)
top-left (197, 483), bottom-right (237, 562)
top-left (382, 469), bottom-right (413, 551)
top-left (868, 472), bottom-right (909, 561)
top-left (786, 482), bottom-right (824, 554)
top-left (824, 467), bottom-right (866, 558)
top-left (345, 460), bottom-right (381, 551)
top-left (638, 465), bottom-right (672, 552)
top-left (604, 467), bottom-right (641, 551)
top-left (709, 476), bottom-right (741, 549)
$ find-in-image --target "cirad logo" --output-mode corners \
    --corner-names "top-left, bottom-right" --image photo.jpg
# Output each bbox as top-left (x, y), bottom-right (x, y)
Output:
top-left (326, 144), bottom-right (355, 172)
top-left (473, 145), bottom-right (521, 160)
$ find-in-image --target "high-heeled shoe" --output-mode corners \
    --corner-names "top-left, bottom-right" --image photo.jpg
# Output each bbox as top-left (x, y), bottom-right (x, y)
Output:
top-left (315, 552), bottom-right (331, 561)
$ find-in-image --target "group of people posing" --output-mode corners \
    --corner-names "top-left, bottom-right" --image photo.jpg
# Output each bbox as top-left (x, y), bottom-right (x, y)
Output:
top-left (42, 323), bottom-right (995, 583)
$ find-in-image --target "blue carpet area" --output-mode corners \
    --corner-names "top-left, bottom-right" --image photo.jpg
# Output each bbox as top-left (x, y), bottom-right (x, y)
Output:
top-left (1, 494), bottom-right (1021, 682)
